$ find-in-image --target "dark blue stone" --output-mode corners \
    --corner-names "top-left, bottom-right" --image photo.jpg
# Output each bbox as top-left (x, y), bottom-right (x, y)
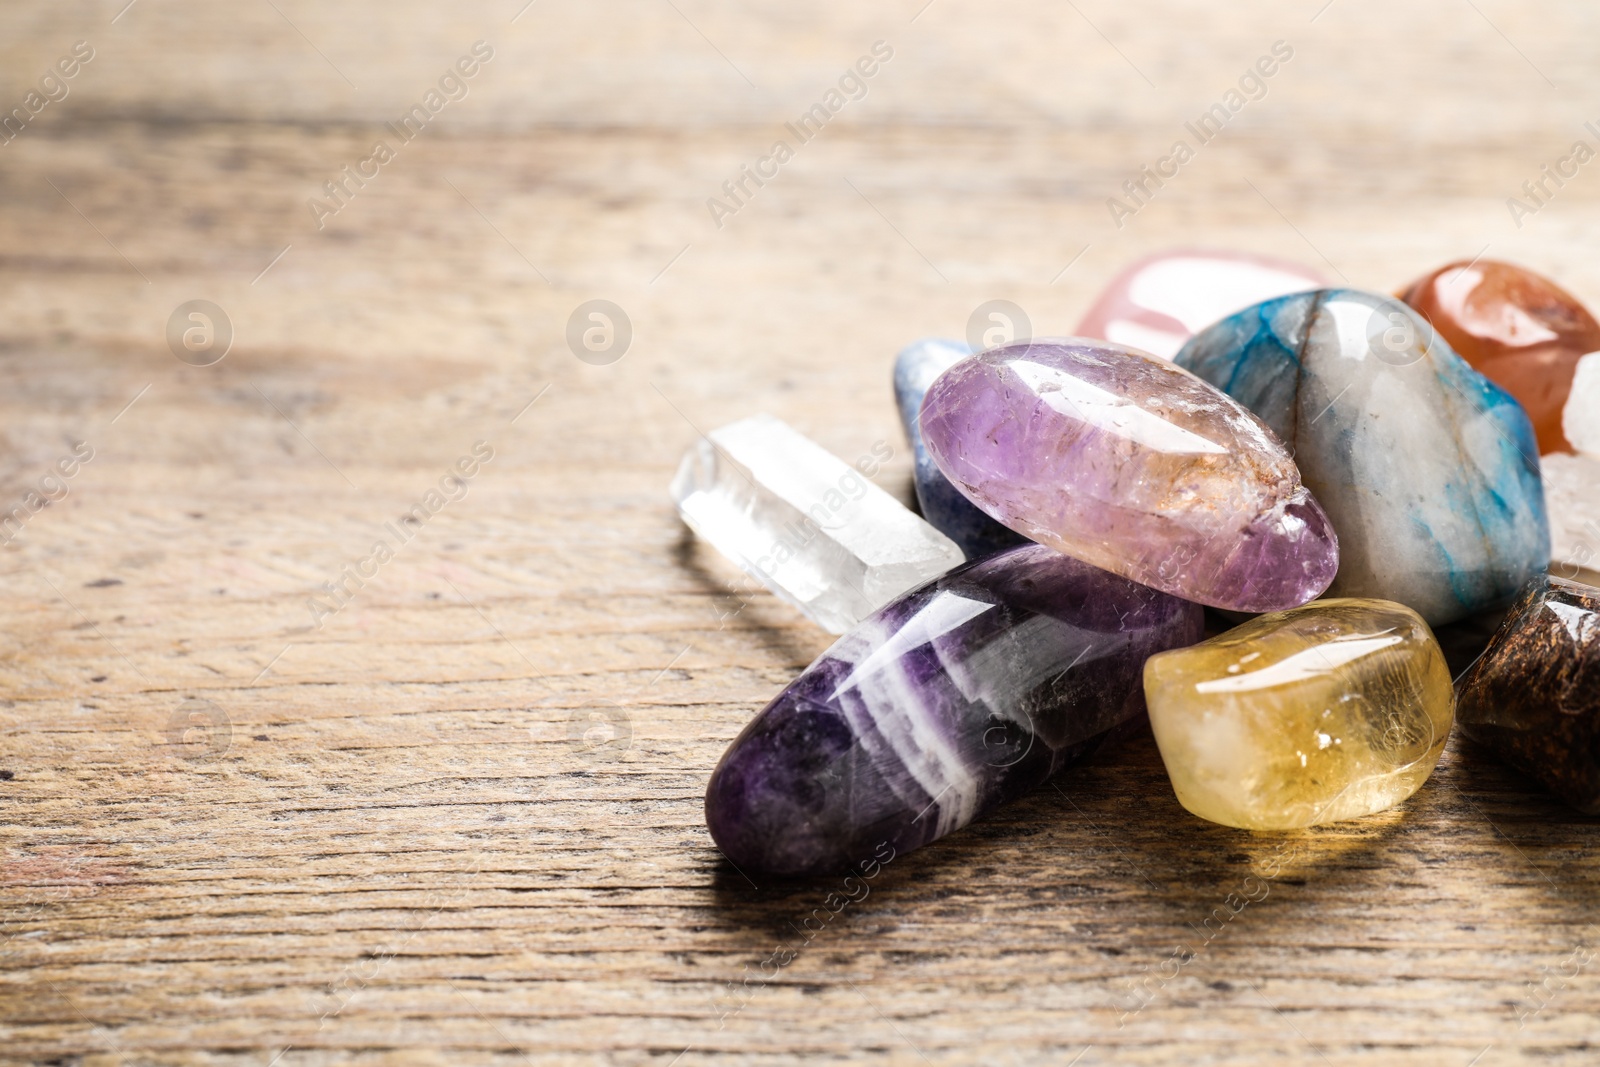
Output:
top-left (893, 339), bottom-right (1027, 560)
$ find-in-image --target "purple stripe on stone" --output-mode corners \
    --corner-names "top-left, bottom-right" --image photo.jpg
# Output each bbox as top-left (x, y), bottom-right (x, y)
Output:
top-left (704, 543), bottom-right (1204, 877)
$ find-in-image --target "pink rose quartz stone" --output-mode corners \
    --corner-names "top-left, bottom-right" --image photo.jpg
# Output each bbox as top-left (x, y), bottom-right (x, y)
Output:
top-left (1075, 250), bottom-right (1325, 360)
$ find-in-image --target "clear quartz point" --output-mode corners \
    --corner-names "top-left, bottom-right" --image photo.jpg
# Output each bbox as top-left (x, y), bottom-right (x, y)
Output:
top-left (670, 414), bottom-right (965, 634)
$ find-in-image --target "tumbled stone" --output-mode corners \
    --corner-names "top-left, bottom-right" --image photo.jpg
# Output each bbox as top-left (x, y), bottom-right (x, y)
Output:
top-left (1457, 574), bottom-right (1600, 812)
top-left (1565, 351), bottom-right (1600, 458)
top-left (705, 544), bottom-right (1205, 876)
top-left (671, 414), bottom-right (964, 634)
top-left (1075, 250), bottom-right (1324, 360)
top-left (893, 339), bottom-right (1028, 560)
top-left (919, 339), bottom-right (1338, 613)
top-left (1542, 452), bottom-right (1600, 581)
top-left (1175, 289), bottom-right (1550, 626)
top-left (1145, 599), bottom-right (1454, 830)
top-left (1401, 259), bottom-right (1600, 454)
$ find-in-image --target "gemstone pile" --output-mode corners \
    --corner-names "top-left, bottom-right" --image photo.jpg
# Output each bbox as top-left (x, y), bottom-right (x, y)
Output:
top-left (673, 251), bottom-right (1592, 876)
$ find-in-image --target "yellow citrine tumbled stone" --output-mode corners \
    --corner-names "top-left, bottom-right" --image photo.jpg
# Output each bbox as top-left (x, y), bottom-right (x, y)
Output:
top-left (1144, 599), bottom-right (1455, 830)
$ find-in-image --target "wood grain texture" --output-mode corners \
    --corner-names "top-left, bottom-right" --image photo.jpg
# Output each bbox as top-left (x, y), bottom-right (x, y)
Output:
top-left (2, 0), bottom-right (1600, 1063)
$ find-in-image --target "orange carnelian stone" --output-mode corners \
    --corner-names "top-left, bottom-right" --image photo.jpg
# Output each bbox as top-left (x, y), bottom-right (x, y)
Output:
top-left (1401, 260), bottom-right (1600, 453)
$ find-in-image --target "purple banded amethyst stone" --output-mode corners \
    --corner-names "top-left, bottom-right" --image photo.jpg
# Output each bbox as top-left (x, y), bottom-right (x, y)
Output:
top-left (705, 543), bottom-right (1204, 876)
top-left (919, 339), bottom-right (1339, 613)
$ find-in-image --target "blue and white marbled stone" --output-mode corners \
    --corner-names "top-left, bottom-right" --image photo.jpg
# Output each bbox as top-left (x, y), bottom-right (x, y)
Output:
top-left (893, 339), bottom-right (1028, 560)
top-left (1174, 288), bottom-right (1550, 626)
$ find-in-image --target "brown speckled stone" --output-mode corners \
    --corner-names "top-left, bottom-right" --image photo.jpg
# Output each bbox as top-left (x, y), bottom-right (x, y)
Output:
top-left (1457, 573), bottom-right (1600, 812)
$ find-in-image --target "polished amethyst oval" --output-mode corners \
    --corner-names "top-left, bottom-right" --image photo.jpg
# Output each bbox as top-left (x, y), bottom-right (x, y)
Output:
top-left (704, 544), bottom-right (1204, 877)
top-left (919, 338), bottom-right (1339, 613)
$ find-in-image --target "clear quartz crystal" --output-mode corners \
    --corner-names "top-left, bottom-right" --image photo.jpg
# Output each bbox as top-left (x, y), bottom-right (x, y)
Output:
top-left (1566, 351), bottom-right (1600, 458)
top-left (670, 414), bottom-right (964, 633)
top-left (1543, 451), bottom-right (1600, 579)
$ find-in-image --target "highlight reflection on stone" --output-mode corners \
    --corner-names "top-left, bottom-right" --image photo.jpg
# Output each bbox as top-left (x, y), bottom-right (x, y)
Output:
top-left (1175, 289), bottom-right (1550, 626)
top-left (1076, 249), bottom-right (1324, 360)
top-left (1457, 574), bottom-right (1600, 813)
top-left (919, 339), bottom-right (1339, 613)
top-left (1400, 259), bottom-right (1600, 454)
top-left (671, 414), bottom-right (964, 634)
top-left (1145, 599), bottom-right (1454, 830)
top-left (705, 544), bottom-right (1205, 876)
top-left (893, 338), bottom-right (1028, 560)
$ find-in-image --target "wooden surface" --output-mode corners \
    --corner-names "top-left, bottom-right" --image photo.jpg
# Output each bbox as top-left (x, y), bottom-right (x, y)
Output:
top-left (3, 1), bottom-right (1600, 1063)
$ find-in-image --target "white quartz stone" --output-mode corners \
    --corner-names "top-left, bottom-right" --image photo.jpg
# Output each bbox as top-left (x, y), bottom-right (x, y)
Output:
top-left (670, 414), bottom-right (965, 633)
top-left (1566, 351), bottom-right (1600, 458)
top-left (1543, 451), bottom-right (1600, 582)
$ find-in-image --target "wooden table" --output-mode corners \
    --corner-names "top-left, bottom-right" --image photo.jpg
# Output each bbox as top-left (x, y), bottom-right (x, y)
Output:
top-left (3, 1), bottom-right (1599, 1063)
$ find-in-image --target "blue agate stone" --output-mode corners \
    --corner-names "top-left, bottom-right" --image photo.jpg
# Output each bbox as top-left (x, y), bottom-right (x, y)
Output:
top-left (1174, 289), bottom-right (1550, 626)
top-left (705, 543), bottom-right (1205, 876)
top-left (893, 339), bottom-right (1027, 560)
